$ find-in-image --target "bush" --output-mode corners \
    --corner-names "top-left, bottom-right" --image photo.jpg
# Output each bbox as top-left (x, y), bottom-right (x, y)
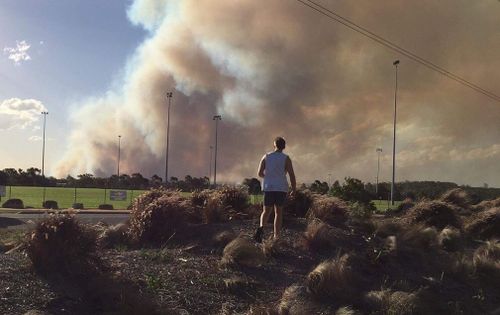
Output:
top-left (98, 223), bottom-right (129, 248)
top-left (438, 227), bottom-right (462, 251)
top-left (25, 214), bottom-right (101, 275)
top-left (128, 191), bottom-right (192, 246)
top-left (279, 284), bottom-right (321, 315)
top-left (395, 198), bottom-right (415, 213)
top-left (190, 189), bottom-right (212, 207)
top-left (2, 198), bottom-right (24, 209)
top-left (307, 196), bottom-right (349, 226)
top-left (403, 201), bottom-right (462, 229)
top-left (42, 200), bottom-right (58, 209)
top-left (98, 204), bottom-right (114, 210)
top-left (440, 188), bottom-right (471, 209)
top-left (348, 201), bottom-right (375, 218)
top-left (472, 240), bottom-right (500, 285)
top-left (465, 207), bottom-right (500, 240)
top-left (474, 197), bottom-right (500, 212)
top-left (398, 224), bottom-right (439, 251)
top-left (221, 237), bottom-right (265, 268)
top-left (303, 220), bottom-right (351, 254)
top-left (212, 186), bottom-right (249, 212)
top-left (283, 190), bottom-right (313, 217)
top-left (72, 203), bottom-right (84, 209)
top-left (306, 254), bottom-right (360, 303)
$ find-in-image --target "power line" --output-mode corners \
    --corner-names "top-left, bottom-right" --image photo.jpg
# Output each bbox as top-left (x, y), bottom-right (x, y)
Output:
top-left (296, 0), bottom-right (500, 103)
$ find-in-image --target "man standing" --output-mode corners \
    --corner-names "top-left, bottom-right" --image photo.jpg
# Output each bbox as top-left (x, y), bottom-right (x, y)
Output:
top-left (254, 137), bottom-right (296, 243)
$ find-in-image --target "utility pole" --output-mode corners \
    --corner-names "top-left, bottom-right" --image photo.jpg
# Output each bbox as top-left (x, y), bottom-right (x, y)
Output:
top-left (209, 145), bottom-right (213, 183)
top-left (391, 60), bottom-right (400, 205)
top-left (117, 135), bottom-right (122, 177)
top-left (41, 111), bottom-right (48, 203)
top-left (376, 147), bottom-right (382, 195)
top-left (165, 92), bottom-right (173, 183)
top-left (213, 115), bottom-right (222, 186)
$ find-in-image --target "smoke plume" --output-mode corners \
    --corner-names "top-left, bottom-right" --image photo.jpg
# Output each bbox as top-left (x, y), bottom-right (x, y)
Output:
top-left (55, 0), bottom-right (500, 186)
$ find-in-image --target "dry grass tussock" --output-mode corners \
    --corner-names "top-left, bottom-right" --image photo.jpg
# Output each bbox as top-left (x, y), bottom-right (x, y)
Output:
top-left (395, 198), bottom-right (415, 213)
top-left (221, 236), bottom-right (266, 268)
top-left (24, 214), bottom-right (101, 275)
top-left (302, 220), bottom-right (351, 254)
top-left (465, 207), bottom-right (500, 240)
top-left (213, 229), bottom-right (237, 248)
top-left (128, 190), bottom-right (194, 246)
top-left (472, 240), bottom-right (500, 285)
top-left (278, 284), bottom-right (324, 315)
top-left (335, 306), bottom-right (361, 315)
top-left (283, 190), bottom-right (313, 217)
top-left (474, 197), bottom-right (500, 212)
top-left (97, 223), bottom-right (129, 248)
top-left (306, 254), bottom-right (360, 303)
top-left (438, 226), bottom-right (462, 251)
top-left (375, 220), bottom-right (403, 238)
top-left (439, 188), bottom-right (472, 209)
top-left (398, 224), bottom-right (439, 251)
top-left (262, 237), bottom-right (288, 258)
top-left (307, 196), bottom-right (349, 226)
top-left (211, 186), bottom-right (249, 212)
top-left (365, 289), bottom-right (423, 315)
top-left (403, 200), bottom-right (462, 229)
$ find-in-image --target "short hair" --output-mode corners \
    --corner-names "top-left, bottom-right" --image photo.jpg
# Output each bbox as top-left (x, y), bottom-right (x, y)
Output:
top-left (274, 137), bottom-right (286, 150)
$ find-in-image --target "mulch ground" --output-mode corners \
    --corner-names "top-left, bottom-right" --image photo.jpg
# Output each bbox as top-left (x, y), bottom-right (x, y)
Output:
top-left (0, 219), bottom-right (318, 315)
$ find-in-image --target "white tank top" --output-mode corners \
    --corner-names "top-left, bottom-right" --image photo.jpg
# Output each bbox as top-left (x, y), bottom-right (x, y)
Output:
top-left (263, 151), bottom-right (289, 192)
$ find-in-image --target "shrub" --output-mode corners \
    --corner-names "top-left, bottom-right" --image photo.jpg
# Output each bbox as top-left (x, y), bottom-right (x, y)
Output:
top-left (98, 223), bottom-right (129, 248)
top-left (465, 207), bottom-right (500, 240)
top-left (438, 226), bottom-right (462, 251)
top-left (279, 284), bottom-right (320, 315)
top-left (25, 214), bottom-right (101, 275)
top-left (306, 254), bottom-right (360, 303)
top-left (395, 198), bottom-right (415, 213)
top-left (348, 201), bottom-right (374, 218)
top-left (2, 198), bottom-right (24, 209)
top-left (212, 186), bottom-right (249, 212)
top-left (303, 220), bottom-right (351, 254)
top-left (403, 201), bottom-right (462, 229)
top-left (307, 196), bottom-right (349, 226)
top-left (202, 197), bottom-right (229, 223)
top-left (98, 204), bottom-right (114, 210)
top-left (474, 197), bottom-right (500, 212)
top-left (440, 188), bottom-right (471, 209)
top-left (472, 240), bottom-right (500, 285)
top-left (72, 203), bottom-right (84, 209)
top-left (283, 190), bottom-right (313, 217)
top-left (128, 191), bottom-right (192, 246)
top-left (398, 225), bottom-right (438, 251)
top-left (221, 237), bottom-right (265, 268)
top-left (42, 200), bottom-right (58, 209)
top-left (190, 189), bottom-right (212, 207)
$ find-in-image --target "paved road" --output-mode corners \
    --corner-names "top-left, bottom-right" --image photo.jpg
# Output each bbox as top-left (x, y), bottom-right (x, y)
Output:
top-left (0, 213), bottom-right (130, 229)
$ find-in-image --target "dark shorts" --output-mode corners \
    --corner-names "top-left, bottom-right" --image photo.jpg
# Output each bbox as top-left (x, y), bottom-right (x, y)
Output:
top-left (263, 191), bottom-right (287, 207)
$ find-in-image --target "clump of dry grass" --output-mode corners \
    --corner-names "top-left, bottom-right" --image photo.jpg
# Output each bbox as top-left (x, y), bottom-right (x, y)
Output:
top-left (221, 237), bottom-right (266, 268)
top-left (213, 229), bottom-right (237, 248)
top-left (302, 220), bottom-right (350, 254)
top-left (465, 207), bottom-right (500, 240)
top-left (262, 237), bottom-right (288, 258)
top-left (364, 290), bottom-right (419, 315)
top-left (98, 223), bottom-right (129, 248)
top-left (440, 188), bottom-right (471, 209)
top-left (396, 198), bottom-right (415, 213)
top-left (472, 240), bottom-right (500, 285)
top-left (244, 305), bottom-right (278, 315)
top-left (398, 225), bottom-right (439, 251)
top-left (128, 191), bottom-right (193, 246)
top-left (190, 189), bottom-right (212, 207)
top-left (335, 306), bottom-right (361, 315)
top-left (474, 197), bottom-right (500, 212)
top-left (283, 190), bottom-right (313, 217)
top-left (279, 284), bottom-right (321, 315)
top-left (438, 226), bottom-right (462, 251)
top-left (306, 254), bottom-right (360, 303)
top-left (211, 186), bottom-right (249, 212)
top-left (25, 214), bottom-right (101, 275)
top-left (375, 220), bottom-right (403, 238)
top-left (403, 201), bottom-right (462, 229)
top-left (307, 196), bottom-right (349, 226)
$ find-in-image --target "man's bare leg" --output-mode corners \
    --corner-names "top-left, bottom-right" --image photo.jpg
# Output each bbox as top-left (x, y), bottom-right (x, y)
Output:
top-left (260, 206), bottom-right (272, 228)
top-left (274, 206), bottom-right (283, 239)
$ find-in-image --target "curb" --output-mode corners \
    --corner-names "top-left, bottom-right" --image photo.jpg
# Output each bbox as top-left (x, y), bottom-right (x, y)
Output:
top-left (0, 208), bottom-right (131, 215)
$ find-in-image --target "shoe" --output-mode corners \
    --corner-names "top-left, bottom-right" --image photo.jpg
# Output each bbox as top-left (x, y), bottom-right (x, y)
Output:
top-left (253, 227), bottom-right (263, 243)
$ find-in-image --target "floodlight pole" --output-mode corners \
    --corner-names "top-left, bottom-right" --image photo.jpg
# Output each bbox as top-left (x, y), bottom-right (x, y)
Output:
top-left (117, 135), bottom-right (121, 177)
top-left (165, 92), bottom-right (173, 183)
top-left (376, 147), bottom-right (383, 195)
top-left (41, 111), bottom-right (48, 203)
top-left (391, 60), bottom-right (400, 206)
top-left (209, 145), bottom-right (213, 182)
top-left (213, 115), bottom-right (222, 186)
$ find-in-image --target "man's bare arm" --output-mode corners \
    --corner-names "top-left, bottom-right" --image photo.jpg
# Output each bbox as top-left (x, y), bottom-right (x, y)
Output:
top-left (258, 156), bottom-right (266, 178)
top-left (285, 156), bottom-right (296, 193)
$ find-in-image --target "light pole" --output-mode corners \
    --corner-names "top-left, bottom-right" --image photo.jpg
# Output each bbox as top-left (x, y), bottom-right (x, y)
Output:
top-left (209, 145), bottom-right (213, 182)
top-left (213, 115), bottom-right (222, 186)
top-left (391, 60), bottom-right (400, 205)
top-left (165, 91), bottom-right (173, 183)
top-left (41, 111), bottom-right (48, 203)
top-left (376, 147), bottom-right (382, 195)
top-left (117, 135), bottom-right (122, 177)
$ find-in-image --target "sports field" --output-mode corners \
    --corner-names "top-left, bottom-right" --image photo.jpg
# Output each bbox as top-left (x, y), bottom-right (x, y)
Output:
top-left (0, 186), bottom-right (147, 209)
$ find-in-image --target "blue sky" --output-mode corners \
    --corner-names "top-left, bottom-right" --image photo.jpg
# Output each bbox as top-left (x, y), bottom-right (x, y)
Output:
top-left (0, 0), bottom-right (146, 173)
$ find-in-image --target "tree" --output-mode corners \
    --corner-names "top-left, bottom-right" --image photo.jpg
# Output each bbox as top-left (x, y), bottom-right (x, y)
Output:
top-left (310, 180), bottom-right (329, 194)
top-left (329, 177), bottom-right (374, 205)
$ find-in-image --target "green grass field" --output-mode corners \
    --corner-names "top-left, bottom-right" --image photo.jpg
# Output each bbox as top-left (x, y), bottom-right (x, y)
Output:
top-left (0, 186), bottom-right (147, 209)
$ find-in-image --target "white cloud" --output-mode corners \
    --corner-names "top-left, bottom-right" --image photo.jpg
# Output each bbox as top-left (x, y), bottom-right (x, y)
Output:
top-left (28, 135), bottom-right (42, 142)
top-left (0, 98), bottom-right (47, 130)
top-left (3, 40), bottom-right (32, 65)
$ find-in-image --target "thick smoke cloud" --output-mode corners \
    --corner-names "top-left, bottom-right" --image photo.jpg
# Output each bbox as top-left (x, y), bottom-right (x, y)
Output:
top-left (55, 0), bottom-right (500, 186)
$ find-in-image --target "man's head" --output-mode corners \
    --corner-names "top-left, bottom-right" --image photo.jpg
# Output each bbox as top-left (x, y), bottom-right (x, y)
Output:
top-left (274, 137), bottom-right (286, 151)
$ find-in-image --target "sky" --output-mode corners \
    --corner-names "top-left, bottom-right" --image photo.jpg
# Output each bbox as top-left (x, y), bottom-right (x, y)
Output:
top-left (1, 0), bottom-right (500, 187)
